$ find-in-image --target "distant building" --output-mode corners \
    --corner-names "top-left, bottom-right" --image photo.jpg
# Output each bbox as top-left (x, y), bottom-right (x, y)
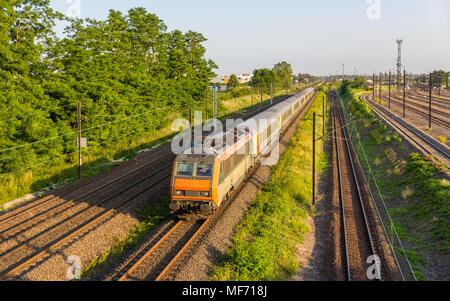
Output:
top-left (211, 76), bottom-right (230, 85)
top-left (236, 74), bottom-right (252, 84)
top-left (211, 73), bottom-right (253, 85)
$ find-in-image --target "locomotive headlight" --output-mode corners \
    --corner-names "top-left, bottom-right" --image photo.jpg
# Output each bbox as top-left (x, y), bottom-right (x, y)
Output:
top-left (175, 190), bottom-right (185, 196)
top-left (199, 191), bottom-right (210, 197)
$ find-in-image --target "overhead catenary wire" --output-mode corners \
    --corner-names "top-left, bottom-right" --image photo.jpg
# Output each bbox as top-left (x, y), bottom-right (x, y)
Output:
top-left (338, 95), bottom-right (416, 281)
top-left (0, 103), bottom-right (78, 123)
top-left (0, 100), bottom-right (204, 155)
top-left (0, 148), bottom-right (81, 178)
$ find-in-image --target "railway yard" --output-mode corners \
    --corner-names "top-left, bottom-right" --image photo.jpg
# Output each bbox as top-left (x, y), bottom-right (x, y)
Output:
top-left (0, 81), bottom-right (449, 282)
top-left (0, 80), bottom-right (448, 282)
top-left (0, 88), bottom-right (319, 281)
top-left (1, 2), bottom-right (449, 287)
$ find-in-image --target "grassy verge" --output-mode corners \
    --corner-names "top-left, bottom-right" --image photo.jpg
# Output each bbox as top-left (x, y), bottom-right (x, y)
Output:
top-left (339, 86), bottom-right (449, 280)
top-left (80, 197), bottom-right (171, 280)
top-left (211, 90), bottom-right (328, 281)
top-left (0, 85), bottom-right (312, 209)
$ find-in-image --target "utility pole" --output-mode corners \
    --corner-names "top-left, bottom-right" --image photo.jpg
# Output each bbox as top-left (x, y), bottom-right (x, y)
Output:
top-left (270, 82), bottom-right (273, 105)
top-left (396, 39), bottom-right (403, 90)
top-left (403, 70), bottom-right (406, 118)
top-left (429, 72), bottom-right (432, 128)
top-left (213, 86), bottom-right (217, 120)
top-left (260, 86), bottom-right (263, 106)
top-left (373, 73), bottom-right (375, 100)
top-left (251, 85), bottom-right (253, 106)
top-left (77, 101), bottom-right (82, 179)
top-left (205, 86), bottom-right (208, 120)
top-left (379, 73), bottom-right (382, 100)
top-left (312, 108), bottom-right (325, 206)
top-left (388, 72), bottom-right (391, 109)
top-left (323, 96), bottom-right (325, 139)
top-left (312, 112), bottom-right (316, 205)
top-left (189, 106), bottom-right (192, 128)
top-left (189, 106), bottom-right (192, 145)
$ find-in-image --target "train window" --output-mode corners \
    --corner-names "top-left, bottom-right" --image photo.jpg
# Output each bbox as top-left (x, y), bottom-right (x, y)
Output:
top-left (176, 163), bottom-right (194, 176)
top-left (197, 164), bottom-right (213, 177)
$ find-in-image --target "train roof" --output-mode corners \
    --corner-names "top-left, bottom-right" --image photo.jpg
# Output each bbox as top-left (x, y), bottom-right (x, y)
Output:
top-left (178, 87), bottom-right (314, 156)
top-left (241, 87), bottom-right (313, 132)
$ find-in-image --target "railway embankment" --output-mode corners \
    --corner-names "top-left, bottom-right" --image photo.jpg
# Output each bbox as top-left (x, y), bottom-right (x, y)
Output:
top-left (338, 85), bottom-right (449, 281)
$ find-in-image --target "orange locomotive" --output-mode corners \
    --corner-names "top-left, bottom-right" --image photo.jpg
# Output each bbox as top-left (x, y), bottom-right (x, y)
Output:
top-left (169, 87), bottom-right (315, 219)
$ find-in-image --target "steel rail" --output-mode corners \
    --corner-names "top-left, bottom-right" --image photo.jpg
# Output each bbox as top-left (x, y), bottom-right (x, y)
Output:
top-left (389, 94), bottom-right (450, 119)
top-left (154, 219), bottom-right (210, 281)
top-left (364, 95), bottom-right (450, 161)
top-left (336, 96), bottom-right (380, 281)
top-left (403, 93), bottom-right (450, 110)
top-left (386, 96), bottom-right (450, 129)
top-left (118, 220), bottom-right (184, 281)
top-left (333, 100), bottom-right (351, 281)
top-left (0, 146), bottom-right (171, 227)
top-left (0, 165), bottom-right (172, 281)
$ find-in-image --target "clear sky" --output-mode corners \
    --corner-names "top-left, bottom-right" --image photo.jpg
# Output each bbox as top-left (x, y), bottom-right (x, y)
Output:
top-left (50, 0), bottom-right (450, 76)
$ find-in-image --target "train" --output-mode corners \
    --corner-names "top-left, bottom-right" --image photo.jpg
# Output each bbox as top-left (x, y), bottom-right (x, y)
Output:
top-left (169, 87), bottom-right (316, 219)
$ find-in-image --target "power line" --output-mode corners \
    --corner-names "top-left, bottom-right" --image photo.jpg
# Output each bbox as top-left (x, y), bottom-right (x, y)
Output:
top-left (0, 101), bottom-right (203, 154)
top-left (0, 149), bottom-right (80, 178)
top-left (0, 103), bottom-right (77, 123)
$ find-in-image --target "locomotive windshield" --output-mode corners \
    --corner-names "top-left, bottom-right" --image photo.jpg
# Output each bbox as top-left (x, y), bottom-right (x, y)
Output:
top-left (196, 164), bottom-right (213, 177)
top-left (176, 163), bottom-right (194, 176)
top-left (175, 162), bottom-right (213, 177)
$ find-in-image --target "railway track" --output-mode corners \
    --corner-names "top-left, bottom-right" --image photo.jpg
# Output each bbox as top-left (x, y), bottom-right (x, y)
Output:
top-left (0, 87), bottom-right (317, 281)
top-left (384, 95), bottom-right (450, 130)
top-left (363, 94), bottom-right (450, 164)
top-left (416, 91), bottom-right (450, 103)
top-left (390, 93), bottom-right (450, 118)
top-left (0, 164), bottom-right (172, 281)
top-left (402, 93), bottom-right (450, 111)
top-left (0, 148), bottom-right (174, 238)
top-left (0, 145), bottom-right (172, 227)
top-left (332, 93), bottom-right (380, 281)
top-left (117, 220), bottom-right (205, 281)
top-left (114, 89), bottom-right (320, 282)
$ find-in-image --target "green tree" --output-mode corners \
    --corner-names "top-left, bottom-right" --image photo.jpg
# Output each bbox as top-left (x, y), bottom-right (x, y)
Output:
top-left (251, 68), bottom-right (276, 89)
top-left (0, 5), bottom-right (217, 176)
top-left (431, 70), bottom-right (448, 87)
top-left (351, 76), bottom-right (365, 88)
top-left (273, 61), bottom-right (293, 89)
top-left (228, 74), bottom-right (240, 88)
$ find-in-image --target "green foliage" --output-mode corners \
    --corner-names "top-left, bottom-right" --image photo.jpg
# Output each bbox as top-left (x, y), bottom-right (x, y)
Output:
top-left (227, 74), bottom-right (240, 88)
top-left (273, 61), bottom-right (293, 89)
top-left (0, 4), bottom-right (217, 203)
top-left (431, 70), bottom-right (449, 87)
top-left (251, 68), bottom-right (277, 89)
top-left (352, 76), bottom-right (366, 88)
